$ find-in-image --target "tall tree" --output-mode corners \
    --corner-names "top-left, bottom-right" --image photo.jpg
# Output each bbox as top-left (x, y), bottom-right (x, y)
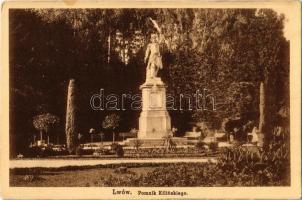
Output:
top-left (65, 79), bottom-right (78, 154)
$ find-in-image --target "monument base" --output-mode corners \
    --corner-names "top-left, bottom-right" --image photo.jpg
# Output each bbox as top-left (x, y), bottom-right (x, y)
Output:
top-left (138, 110), bottom-right (171, 138)
top-left (138, 79), bottom-right (172, 139)
top-left (124, 137), bottom-right (188, 147)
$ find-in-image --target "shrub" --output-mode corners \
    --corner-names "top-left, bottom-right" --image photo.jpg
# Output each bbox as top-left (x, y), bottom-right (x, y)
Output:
top-left (26, 145), bottom-right (68, 158)
top-left (23, 175), bottom-right (35, 182)
top-left (116, 145), bottom-right (124, 157)
top-left (111, 143), bottom-right (119, 151)
top-left (209, 142), bottom-right (218, 152)
top-left (114, 166), bottom-right (128, 174)
top-left (195, 141), bottom-right (206, 149)
top-left (80, 148), bottom-right (94, 155)
top-left (75, 146), bottom-right (83, 156)
top-left (21, 169), bottom-right (42, 182)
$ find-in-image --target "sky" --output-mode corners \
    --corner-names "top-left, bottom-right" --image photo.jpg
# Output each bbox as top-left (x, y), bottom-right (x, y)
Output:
top-left (272, 8), bottom-right (290, 41)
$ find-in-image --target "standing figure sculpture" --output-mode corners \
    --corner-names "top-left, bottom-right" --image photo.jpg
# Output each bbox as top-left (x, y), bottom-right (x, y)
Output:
top-left (144, 18), bottom-right (165, 82)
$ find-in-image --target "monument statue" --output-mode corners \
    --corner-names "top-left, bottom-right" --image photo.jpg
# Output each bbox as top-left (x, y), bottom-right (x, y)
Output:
top-left (125, 17), bottom-right (187, 147)
top-left (144, 18), bottom-right (164, 82)
top-left (137, 18), bottom-right (171, 140)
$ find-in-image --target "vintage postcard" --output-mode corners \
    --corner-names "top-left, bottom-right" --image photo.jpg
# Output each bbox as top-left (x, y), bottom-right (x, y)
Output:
top-left (0, 0), bottom-right (301, 199)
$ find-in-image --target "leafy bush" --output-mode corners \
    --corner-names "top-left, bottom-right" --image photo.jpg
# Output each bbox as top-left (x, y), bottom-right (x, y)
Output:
top-left (195, 141), bottom-right (205, 149)
top-left (217, 141), bottom-right (290, 186)
top-left (111, 143), bottom-right (119, 151)
top-left (115, 145), bottom-right (124, 158)
top-left (23, 175), bottom-right (36, 182)
top-left (209, 142), bottom-right (218, 152)
top-left (26, 146), bottom-right (68, 158)
top-left (114, 166), bottom-right (127, 174)
top-left (75, 146), bottom-right (83, 156)
top-left (93, 148), bottom-right (111, 156)
top-left (21, 169), bottom-right (43, 182)
top-left (80, 148), bottom-right (94, 155)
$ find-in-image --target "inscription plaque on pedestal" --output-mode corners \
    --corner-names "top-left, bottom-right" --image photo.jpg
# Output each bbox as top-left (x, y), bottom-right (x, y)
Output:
top-left (150, 92), bottom-right (162, 108)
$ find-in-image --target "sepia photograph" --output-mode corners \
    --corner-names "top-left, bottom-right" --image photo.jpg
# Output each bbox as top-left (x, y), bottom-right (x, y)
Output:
top-left (0, 1), bottom-right (301, 199)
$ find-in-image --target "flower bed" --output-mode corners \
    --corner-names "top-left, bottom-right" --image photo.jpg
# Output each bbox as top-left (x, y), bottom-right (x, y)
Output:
top-left (122, 147), bottom-right (217, 158)
top-left (98, 141), bottom-right (290, 186)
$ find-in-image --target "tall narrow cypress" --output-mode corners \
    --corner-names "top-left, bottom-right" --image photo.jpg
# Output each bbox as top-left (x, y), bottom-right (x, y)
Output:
top-left (65, 79), bottom-right (77, 154)
top-left (259, 82), bottom-right (265, 132)
top-left (258, 81), bottom-right (265, 146)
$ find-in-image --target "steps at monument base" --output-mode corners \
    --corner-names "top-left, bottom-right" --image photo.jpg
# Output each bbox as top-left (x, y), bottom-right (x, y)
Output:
top-left (124, 137), bottom-right (188, 147)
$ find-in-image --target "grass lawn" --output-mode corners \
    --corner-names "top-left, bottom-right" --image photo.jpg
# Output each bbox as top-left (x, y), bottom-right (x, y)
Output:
top-left (10, 166), bottom-right (154, 187)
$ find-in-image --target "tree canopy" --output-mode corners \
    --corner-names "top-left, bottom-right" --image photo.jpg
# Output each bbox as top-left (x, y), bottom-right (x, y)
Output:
top-left (102, 113), bottom-right (120, 131)
top-left (33, 113), bottom-right (60, 132)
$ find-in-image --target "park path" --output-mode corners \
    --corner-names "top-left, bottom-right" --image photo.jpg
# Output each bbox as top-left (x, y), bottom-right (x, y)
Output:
top-left (10, 157), bottom-right (216, 168)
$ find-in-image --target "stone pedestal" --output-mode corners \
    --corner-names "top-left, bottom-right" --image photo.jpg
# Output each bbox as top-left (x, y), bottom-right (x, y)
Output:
top-left (138, 78), bottom-right (171, 139)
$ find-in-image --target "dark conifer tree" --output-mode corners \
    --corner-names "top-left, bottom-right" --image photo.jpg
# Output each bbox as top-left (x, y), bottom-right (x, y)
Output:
top-left (65, 79), bottom-right (78, 154)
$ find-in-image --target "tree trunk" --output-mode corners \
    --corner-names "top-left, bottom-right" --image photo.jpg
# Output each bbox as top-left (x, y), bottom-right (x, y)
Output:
top-left (40, 130), bottom-right (43, 141)
top-left (258, 82), bottom-right (265, 146)
top-left (107, 33), bottom-right (111, 63)
top-left (65, 79), bottom-right (78, 154)
top-left (112, 132), bottom-right (115, 143)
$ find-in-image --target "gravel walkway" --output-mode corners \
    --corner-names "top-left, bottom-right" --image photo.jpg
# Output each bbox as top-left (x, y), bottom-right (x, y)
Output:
top-left (10, 157), bottom-right (216, 168)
